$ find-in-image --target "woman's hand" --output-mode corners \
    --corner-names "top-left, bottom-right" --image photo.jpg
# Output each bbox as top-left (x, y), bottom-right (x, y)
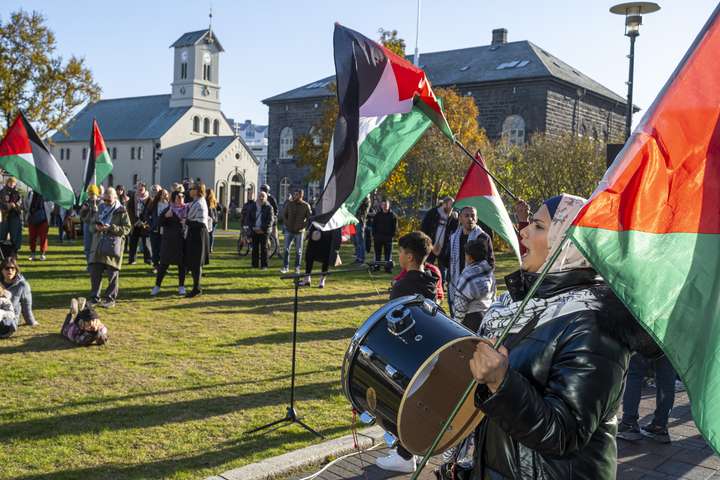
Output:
top-left (469, 338), bottom-right (509, 393)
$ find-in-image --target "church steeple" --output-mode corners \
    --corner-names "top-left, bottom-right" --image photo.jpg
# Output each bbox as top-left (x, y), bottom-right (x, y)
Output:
top-left (169, 29), bottom-right (224, 109)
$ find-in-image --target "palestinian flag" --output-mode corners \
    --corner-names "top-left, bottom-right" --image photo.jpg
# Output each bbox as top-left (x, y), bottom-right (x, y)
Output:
top-left (314, 23), bottom-right (453, 229)
top-left (0, 112), bottom-right (75, 209)
top-left (78, 119), bottom-right (113, 203)
top-left (569, 5), bottom-right (720, 453)
top-left (454, 152), bottom-right (521, 263)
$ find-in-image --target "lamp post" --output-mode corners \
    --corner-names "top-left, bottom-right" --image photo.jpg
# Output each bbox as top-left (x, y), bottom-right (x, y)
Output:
top-left (610, 2), bottom-right (661, 140)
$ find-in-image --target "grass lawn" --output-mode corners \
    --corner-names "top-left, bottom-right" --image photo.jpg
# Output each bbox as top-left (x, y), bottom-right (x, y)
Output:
top-left (1, 230), bottom-right (518, 480)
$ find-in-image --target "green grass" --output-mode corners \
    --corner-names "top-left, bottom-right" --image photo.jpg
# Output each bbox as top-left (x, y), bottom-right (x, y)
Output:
top-left (0, 231), bottom-right (518, 480)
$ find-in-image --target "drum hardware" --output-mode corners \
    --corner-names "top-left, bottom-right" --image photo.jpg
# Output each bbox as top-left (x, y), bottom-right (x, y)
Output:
top-left (384, 364), bottom-right (400, 379)
top-left (359, 411), bottom-right (375, 424)
top-left (384, 431), bottom-right (398, 447)
top-left (387, 306), bottom-right (416, 338)
top-left (359, 345), bottom-right (374, 360)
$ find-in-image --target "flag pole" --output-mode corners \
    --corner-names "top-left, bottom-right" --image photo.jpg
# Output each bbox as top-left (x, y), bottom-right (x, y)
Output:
top-left (411, 236), bottom-right (570, 479)
top-left (453, 139), bottom-right (520, 203)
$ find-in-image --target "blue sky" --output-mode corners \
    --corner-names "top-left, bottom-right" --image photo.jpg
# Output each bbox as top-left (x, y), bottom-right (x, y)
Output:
top-left (7, 1), bottom-right (718, 127)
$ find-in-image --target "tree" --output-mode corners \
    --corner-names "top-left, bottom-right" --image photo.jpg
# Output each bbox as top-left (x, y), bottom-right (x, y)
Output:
top-left (0, 10), bottom-right (101, 138)
top-left (378, 28), bottom-right (406, 56)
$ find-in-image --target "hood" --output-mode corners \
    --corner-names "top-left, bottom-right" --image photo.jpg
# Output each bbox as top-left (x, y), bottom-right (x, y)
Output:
top-left (2, 273), bottom-right (25, 289)
top-left (405, 269), bottom-right (439, 299)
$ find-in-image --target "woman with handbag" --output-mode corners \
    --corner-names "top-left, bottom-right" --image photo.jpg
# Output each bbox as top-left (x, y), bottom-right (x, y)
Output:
top-left (184, 184), bottom-right (210, 298)
top-left (87, 187), bottom-right (131, 308)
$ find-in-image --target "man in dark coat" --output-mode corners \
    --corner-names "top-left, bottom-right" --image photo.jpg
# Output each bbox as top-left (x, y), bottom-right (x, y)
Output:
top-left (372, 199), bottom-right (397, 273)
top-left (0, 177), bottom-right (24, 253)
top-left (126, 182), bottom-right (152, 265)
top-left (245, 191), bottom-right (274, 269)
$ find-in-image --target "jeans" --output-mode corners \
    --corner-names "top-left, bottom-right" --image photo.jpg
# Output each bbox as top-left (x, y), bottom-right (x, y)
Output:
top-left (0, 214), bottom-right (22, 252)
top-left (353, 223), bottom-right (365, 262)
top-left (149, 232), bottom-right (162, 267)
top-left (89, 263), bottom-right (119, 302)
top-left (83, 223), bottom-right (93, 261)
top-left (283, 230), bottom-right (304, 269)
top-left (622, 353), bottom-right (677, 428)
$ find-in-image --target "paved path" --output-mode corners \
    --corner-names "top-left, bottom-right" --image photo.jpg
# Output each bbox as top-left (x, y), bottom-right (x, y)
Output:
top-left (285, 388), bottom-right (720, 480)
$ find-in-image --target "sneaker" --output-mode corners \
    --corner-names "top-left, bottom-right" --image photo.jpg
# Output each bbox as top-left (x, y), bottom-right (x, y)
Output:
top-left (28, 255), bottom-right (35, 262)
top-left (298, 277), bottom-right (311, 287)
top-left (280, 267), bottom-right (289, 274)
top-left (151, 286), bottom-right (161, 296)
top-left (128, 260), bottom-right (137, 265)
top-left (641, 423), bottom-right (671, 444)
top-left (375, 449), bottom-right (416, 473)
top-left (185, 288), bottom-right (202, 298)
top-left (295, 267), bottom-right (301, 274)
top-left (318, 276), bottom-right (326, 289)
top-left (617, 421), bottom-right (643, 441)
top-left (26, 320), bottom-right (39, 327)
top-left (40, 254), bottom-right (46, 261)
top-left (99, 299), bottom-right (116, 309)
top-left (178, 286), bottom-right (186, 296)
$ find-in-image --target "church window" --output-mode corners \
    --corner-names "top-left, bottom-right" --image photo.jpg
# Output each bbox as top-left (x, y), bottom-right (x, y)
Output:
top-left (138, 146), bottom-right (144, 160)
top-left (60, 149), bottom-right (64, 160)
top-left (203, 64), bottom-right (211, 81)
top-left (133, 174), bottom-right (139, 185)
top-left (82, 148), bottom-right (87, 160)
top-left (112, 147), bottom-right (117, 160)
top-left (279, 177), bottom-right (290, 202)
top-left (203, 118), bottom-right (210, 134)
top-left (131, 147), bottom-right (135, 160)
top-left (193, 116), bottom-right (200, 133)
top-left (213, 119), bottom-right (220, 135)
top-left (66, 148), bottom-right (71, 160)
top-left (279, 127), bottom-right (294, 159)
top-left (502, 115), bottom-right (525, 145)
top-left (181, 62), bottom-right (188, 79)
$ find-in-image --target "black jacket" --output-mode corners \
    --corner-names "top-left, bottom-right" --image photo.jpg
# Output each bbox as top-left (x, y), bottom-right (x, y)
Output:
top-left (244, 202), bottom-right (274, 233)
top-left (472, 268), bottom-right (656, 480)
top-left (421, 206), bottom-right (458, 257)
top-left (356, 196), bottom-right (371, 225)
top-left (390, 269), bottom-right (438, 302)
top-left (158, 207), bottom-right (184, 266)
top-left (372, 210), bottom-right (397, 240)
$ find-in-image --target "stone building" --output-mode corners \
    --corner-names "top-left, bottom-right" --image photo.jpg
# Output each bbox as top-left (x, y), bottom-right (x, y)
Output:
top-left (262, 28), bottom-right (629, 204)
top-left (51, 28), bottom-right (258, 208)
top-left (229, 119), bottom-right (268, 186)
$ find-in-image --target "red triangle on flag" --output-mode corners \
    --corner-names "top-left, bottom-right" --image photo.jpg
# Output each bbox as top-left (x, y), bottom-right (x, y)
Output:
top-left (92, 119), bottom-right (108, 158)
top-left (456, 152), bottom-right (497, 200)
top-left (0, 115), bottom-right (32, 158)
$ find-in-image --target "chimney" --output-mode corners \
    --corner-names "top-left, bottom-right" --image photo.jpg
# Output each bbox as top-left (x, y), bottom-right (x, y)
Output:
top-left (491, 28), bottom-right (508, 45)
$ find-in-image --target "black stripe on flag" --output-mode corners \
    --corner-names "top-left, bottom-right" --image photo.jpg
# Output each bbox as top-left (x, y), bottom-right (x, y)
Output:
top-left (82, 120), bottom-right (97, 194)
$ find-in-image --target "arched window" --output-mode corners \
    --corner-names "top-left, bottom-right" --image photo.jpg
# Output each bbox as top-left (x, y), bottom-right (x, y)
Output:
top-left (193, 116), bottom-right (200, 133)
top-left (213, 119), bottom-right (220, 135)
top-left (307, 180), bottom-right (321, 203)
top-left (309, 126), bottom-right (322, 146)
top-left (203, 118), bottom-right (210, 134)
top-left (279, 127), bottom-right (294, 159)
top-left (279, 177), bottom-right (290, 202)
top-left (501, 115), bottom-right (525, 145)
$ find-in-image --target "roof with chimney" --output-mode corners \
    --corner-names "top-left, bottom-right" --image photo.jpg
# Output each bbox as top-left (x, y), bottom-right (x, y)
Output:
top-left (263, 30), bottom-right (625, 105)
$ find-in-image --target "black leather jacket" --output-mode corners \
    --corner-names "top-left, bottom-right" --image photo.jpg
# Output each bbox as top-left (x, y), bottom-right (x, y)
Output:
top-left (472, 268), bottom-right (653, 480)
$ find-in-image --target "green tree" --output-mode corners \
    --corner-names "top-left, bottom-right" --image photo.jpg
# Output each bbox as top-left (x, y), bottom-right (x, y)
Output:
top-left (0, 10), bottom-right (101, 137)
top-left (378, 28), bottom-right (406, 56)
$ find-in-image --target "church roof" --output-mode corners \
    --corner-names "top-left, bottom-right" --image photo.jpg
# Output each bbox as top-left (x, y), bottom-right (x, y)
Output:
top-left (170, 29), bottom-right (224, 52)
top-left (263, 40), bottom-right (625, 105)
top-left (184, 136), bottom-right (237, 160)
top-left (51, 94), bottom-right (189, 143)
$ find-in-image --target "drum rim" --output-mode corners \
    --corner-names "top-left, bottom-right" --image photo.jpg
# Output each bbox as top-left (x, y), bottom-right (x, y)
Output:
top-left (340, 294), bottom-right (427, 412)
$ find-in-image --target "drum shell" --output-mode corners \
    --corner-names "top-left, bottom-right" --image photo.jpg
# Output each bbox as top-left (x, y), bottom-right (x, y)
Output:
top-left (342, 295), bottom-right (472, 436)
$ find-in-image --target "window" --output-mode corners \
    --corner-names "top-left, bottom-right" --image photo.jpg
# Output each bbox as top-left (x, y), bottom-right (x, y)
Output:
top-left (203, 118), bottom-right (210, 134)
top-left (180, 62), bottom-right (188, 79)
top-left (66, 148), bottom-right (71, 160)
top-left (131, 147), bottom-right (135, 160)
top-left (60, 149), bottom-right (64, 160)
top-left (82, 148), bottom-right (87, 160)
top-left (308, 180), bottom-right (321, 203)
top-left (279, 177), bottom-right (290, 203)
top-left (213, 119), bottom-right (220, 135)
top-left (501, 115), bottom-right (525, 145)
top-left (133, 174), bottom-right (139, 185)
top-left (309, 126), bottom-right (321, 146)
top-left (193, 116), bottom-right (200, 133)
top-left (112, 147), bottom-right (117, 160)
top-left (203, 64), bottom-right (211, 81)
top-left (279, 127), bottom-right (294, 159)
top-left (138, 146), bottom-right (143, 159)
top-left (245, 127), bottom-right (254, 139)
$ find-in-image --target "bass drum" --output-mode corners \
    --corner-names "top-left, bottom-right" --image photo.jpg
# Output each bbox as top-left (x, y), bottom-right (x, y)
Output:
top-left (341, 295), bottom-right (486, 455)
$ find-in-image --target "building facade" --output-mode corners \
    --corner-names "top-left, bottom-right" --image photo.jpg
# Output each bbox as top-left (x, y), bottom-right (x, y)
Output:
top-left (229, 119), bottom-right (268, 187)
top-left (262, 28), bottom-right (629, 205)
top-left (51, 28), bottom-right (258, 208)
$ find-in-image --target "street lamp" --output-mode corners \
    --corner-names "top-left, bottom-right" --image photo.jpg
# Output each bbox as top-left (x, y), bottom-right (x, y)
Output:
top-left (610, 2), bottom-right (661, 140)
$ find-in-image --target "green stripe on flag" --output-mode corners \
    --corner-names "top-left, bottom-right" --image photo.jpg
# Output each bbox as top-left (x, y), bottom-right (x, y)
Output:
top-left (0, 154), bottom-right (75, 209)
top-left (95, 151), bottom-right (113, 185)
top-left (570, 226), bottom-right (720, 454)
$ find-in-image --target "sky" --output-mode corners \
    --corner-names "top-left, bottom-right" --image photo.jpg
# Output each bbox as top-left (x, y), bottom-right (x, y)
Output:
top-left (6, 1), bottom-right (719, 127)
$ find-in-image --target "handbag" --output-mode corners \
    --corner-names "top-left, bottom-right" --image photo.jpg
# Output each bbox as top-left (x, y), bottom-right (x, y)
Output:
top-left (98, 233), bottom-right (122, 258)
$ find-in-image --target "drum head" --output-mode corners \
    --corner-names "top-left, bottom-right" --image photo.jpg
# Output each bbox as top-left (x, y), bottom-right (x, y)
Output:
top-left (397, 337), bottom-right (485, 455)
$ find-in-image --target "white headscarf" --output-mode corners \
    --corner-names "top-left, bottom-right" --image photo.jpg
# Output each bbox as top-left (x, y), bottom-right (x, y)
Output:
top-left (539, 193), bottom-right (592, 273)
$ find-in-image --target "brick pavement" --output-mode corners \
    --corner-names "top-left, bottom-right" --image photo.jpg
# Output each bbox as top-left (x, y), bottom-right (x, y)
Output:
top-left (286, 388), bottom-right (720, 480)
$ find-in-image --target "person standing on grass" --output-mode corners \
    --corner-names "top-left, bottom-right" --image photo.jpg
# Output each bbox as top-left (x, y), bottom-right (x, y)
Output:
top-left (281, 188), bottom-right (311, 274)
top-left (353, 195), bottom-right (370, 264)
top-left (372, 199), bottom-right (397, 273)
top-left (452, 237), bottom-right (496, 332)
top-left (299, 223), bottom-right (341, 288)
top-left (79, 185), bottom-right (102, 263)
top-left (245, 191), bottom-right (274, 270)
top-left (1, 256), bottom-right (38, 328)
top-left (152, 190), bottom-right (188, 296)
top-left (147, 188), bottom-right (170, 272)
top-left (127, 182), bottom-right (152, 265)
top-left (88, 187), bottom-right (131, 308)
top-left (206, 188), bottom-right (219, 255)
top-left (184, 184), bottom-right (210, 297)
top-left (0, 177), bottom-right (24, 254)
top-left (26, 190), bottom-right (53, 261)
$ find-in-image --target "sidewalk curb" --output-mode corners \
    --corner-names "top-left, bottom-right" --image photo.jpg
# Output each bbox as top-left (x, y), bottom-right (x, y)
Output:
top-left (205, 425), bottom-right (385, 480)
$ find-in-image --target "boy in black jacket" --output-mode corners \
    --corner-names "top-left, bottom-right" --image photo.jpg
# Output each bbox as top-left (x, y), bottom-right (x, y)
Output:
top-left (390, 231), bottom-right (438, 301)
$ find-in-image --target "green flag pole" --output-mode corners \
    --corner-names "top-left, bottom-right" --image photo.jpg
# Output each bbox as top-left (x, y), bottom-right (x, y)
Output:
top-left (410, 236), bottom-right (570, 479)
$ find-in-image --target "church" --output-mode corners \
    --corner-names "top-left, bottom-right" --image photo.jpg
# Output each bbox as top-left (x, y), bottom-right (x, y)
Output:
top-left (50, 28), bottom-right (258, 207)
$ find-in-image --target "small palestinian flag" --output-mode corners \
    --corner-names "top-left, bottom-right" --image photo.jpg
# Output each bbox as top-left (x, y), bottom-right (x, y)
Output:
top-left (0, 112), bottom-right (75, 209)
top-left (78, 119), bottom-right (113, 203)
top-left (314, 23), bottom-right (453, 229)
top-left (454, 152), bottom-right (521, 263)
top-left (569, 4), bottom-right (720, 455)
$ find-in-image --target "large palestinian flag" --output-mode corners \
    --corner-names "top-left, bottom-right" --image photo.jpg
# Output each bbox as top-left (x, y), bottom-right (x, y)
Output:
top-left (569, 4), bottom-right (720, 453)
top-left (0, 112), bottom-right (75, 209)
top-left (314, 24), bottom-right (453, 229)
top-left (455, 152), bottom-right (521, 263)
top-left (78, 119), bottom-right (113, 203)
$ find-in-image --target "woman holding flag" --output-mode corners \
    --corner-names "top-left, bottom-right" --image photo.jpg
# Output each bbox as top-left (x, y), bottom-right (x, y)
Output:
top-left (463, 194), bottom-right (658, 480)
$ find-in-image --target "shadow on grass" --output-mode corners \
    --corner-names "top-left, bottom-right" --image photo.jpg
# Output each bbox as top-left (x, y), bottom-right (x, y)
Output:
top-left (160, 291), bottom-right (382, 312)
top-left (0, 380), bottom-right (339, 442)
top-left (0, 332), bottom-right (75, 355)
top-left (223, 327), bottom-right (356, 347)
